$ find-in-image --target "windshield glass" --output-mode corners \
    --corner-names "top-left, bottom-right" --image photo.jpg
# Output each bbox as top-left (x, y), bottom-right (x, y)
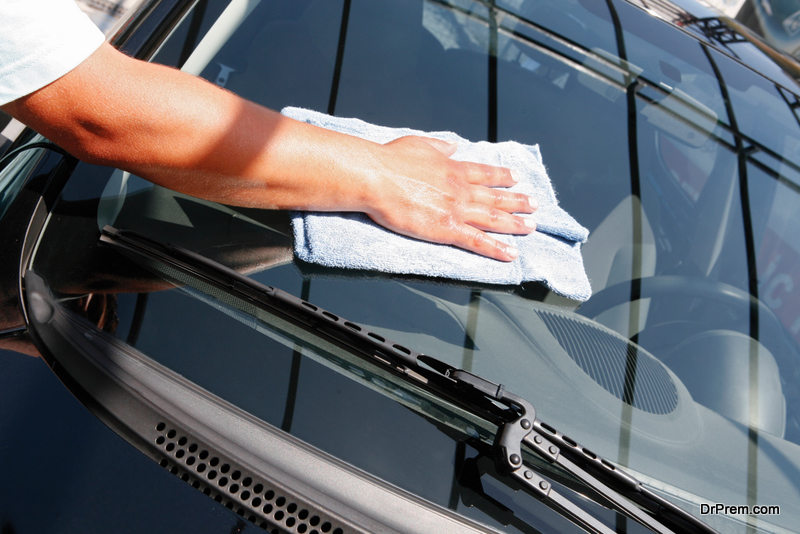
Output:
top-left (27, 0), bottom-right (800, 532)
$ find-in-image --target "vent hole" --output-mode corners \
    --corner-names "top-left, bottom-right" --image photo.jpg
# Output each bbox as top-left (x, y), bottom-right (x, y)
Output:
top-left (166, 443), bottom-right (175, 452)
top-left (310, 516), bottom-right (321, 526)
top-left (286, 517), bottom-right (296, 528)
top-left (156, 436), bottom-right (165, 445)
top-left (265, 490), bottom-right (275, 501)
top-left (252, 497), bottom-right (262, 507)
top-left (275, 511), bottom-right (285, 521)
top-left (188, 443), bottom-right (198, 453)
top-left (197, 463), bottom-right (206, 473)
top-left (368, 332), bottom-right (385, 342)
top-left (254, 483), bottom-right (264, 494)
top-left (322, 311), bottom-right (338, 321)
top-left (210, 457), bottom-right (219, 467)
top-left (240, 490), bottom-right (250, 500)
top-left (276, 496), bottom-right (286, 507)
top-left (186, 456), bottom-right (196, 466)
top-left (321, 522), bottom-right (332, 533)
top-left (229, 484), bottom-right (239, 494)
top-left (298, 524), bottom-right (308, 533)
top-left (263, 504), bottom-right (273, 514)
top-left (242, 477), bottom-right (252, 487)
top-left (208, 470), bottom-right (217, 480)
top-left (156, 422), bottom-right (167, 432)
top-left (218, 477), bottom-right (229, 487)
top-left (178, 436), bottom-right (187, 446)
top-left (221, 463), bottom-right (231, 474)
top-left (199, 450), bottom-right (209, 460)
top-left (167, 429), bottom-right (177, 439)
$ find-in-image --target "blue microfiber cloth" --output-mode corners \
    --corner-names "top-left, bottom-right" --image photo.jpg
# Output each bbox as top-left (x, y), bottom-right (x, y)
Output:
top-left (283, 107), bottom-right (592, 301)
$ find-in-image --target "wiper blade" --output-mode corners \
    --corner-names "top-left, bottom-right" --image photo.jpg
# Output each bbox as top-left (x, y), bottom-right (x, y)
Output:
top-left (99, 226), bottom-right (718, 534)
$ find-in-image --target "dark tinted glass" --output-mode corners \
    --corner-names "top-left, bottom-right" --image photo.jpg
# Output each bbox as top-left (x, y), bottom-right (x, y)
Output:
top-left (28, 1), bottom-right (800, 532)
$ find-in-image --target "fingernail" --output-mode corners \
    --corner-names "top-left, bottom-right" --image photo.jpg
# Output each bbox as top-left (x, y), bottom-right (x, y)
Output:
top-left (511, 169), bottom-right (521, 182)
top-left (506, 245), bottom-right (519, 259)
top-left (523, 217), bottom-right (536, 230)
top-left (529, 196), bottom-right (539, 210)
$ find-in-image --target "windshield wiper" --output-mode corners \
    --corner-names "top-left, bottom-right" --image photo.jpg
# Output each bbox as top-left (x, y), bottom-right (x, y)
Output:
top-left (99, 226), bottom-right (719, 534)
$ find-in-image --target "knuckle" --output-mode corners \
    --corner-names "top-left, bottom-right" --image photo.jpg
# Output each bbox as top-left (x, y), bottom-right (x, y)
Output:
top-left (488, 207), bottom-right (503, 223)
top-left (438, 210), bottom-right (461, 231)
top-left (469, 230), bottom-right (489, 250)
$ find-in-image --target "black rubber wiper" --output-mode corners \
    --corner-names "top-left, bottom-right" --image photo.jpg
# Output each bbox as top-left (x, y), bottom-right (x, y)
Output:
top-left (99, 226), bottom-right (719, 534)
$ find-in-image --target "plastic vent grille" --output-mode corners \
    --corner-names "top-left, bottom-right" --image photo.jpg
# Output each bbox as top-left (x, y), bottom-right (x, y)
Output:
top-left (537, 312), bottom-right (678, 414)
top-left (152, 421), bottom-right (349, 534)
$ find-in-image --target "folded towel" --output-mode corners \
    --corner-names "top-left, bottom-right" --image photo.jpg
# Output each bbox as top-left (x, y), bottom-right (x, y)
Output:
top-left (283, 107), bottom-right (592, 301)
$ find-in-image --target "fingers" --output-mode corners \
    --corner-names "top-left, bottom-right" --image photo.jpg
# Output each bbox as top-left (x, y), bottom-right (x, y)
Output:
top-left (470, 184), bottom-right (538, 214)
top-left (461, 161), bottom-right (520, 188)
top-left (415, 136), bottom-right (459, 157)
top-left (463, 204), bottom-right (537, 234)
top-left (449, 223), bottom-right (521, 262)
top-left (403, 136), bottom-right (518, 188)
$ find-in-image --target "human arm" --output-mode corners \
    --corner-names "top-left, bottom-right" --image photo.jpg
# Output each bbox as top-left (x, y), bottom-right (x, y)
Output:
top-left (1, 42), bottom-right (537, 261)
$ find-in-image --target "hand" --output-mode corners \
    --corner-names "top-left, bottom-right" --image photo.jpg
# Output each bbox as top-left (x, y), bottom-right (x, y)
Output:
top-left (363, 136), bottom-right (538, 261)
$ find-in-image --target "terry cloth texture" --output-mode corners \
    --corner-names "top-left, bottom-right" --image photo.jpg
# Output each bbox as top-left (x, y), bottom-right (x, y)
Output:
top-left (283, 107), bottom-right (591, 301)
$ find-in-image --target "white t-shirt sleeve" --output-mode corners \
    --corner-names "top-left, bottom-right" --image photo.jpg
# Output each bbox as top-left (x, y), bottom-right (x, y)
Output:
top-left (0, 0), bottom-right (106, 106)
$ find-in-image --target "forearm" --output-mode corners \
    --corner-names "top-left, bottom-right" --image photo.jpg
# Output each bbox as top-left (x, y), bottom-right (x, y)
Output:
top-left (2, 43), bottom-right (376, 211)
top-left (2, 42), bottom-right (537, 261)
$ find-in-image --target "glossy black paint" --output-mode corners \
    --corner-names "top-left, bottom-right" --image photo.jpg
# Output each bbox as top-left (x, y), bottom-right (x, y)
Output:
top-left (0, 348), bottom-right (248, 534)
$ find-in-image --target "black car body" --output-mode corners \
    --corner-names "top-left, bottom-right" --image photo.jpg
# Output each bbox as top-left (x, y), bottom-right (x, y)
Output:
top-left (4, 0), bottom-right (800, 533)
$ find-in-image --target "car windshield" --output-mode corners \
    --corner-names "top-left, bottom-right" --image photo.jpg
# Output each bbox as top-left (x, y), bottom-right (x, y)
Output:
top-left (26, 0), bottom-right (800, 532)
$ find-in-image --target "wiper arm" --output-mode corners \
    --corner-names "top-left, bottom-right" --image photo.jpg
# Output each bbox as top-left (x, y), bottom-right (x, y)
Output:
top-left (99, 226), bottom-right (718, 534)
top-left (427, 360), bottom-right (717, 534)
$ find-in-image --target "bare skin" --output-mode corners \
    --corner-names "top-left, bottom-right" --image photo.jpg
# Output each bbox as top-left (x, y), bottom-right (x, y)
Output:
top-left (2, 43), bottom-right (538, 261)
